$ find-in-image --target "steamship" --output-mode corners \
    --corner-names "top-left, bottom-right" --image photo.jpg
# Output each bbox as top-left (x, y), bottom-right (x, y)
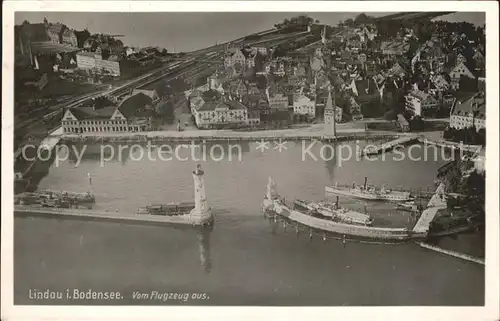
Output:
top-left (293, 199), bottom-right (373, 226)
top-left (325, 177), bottom-right (413, 202)
top-left (262, 177), bottom-right (418, 242)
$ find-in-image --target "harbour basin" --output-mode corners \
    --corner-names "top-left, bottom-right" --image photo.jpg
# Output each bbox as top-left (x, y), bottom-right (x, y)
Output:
top-left (14, 139), bottom-right (485, 305)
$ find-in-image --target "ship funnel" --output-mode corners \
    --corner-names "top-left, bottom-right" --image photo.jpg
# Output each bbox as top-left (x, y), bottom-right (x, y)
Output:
top-left (364, 177), bottom-right (368, 190)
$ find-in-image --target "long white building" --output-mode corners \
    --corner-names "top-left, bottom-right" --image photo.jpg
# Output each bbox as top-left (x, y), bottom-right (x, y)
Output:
top-left (61, 92), bottom-right (154, 134)
top-left (76, 51), bottom-right (121, 76)
top-left (191, 99), bottom-right (248, 129)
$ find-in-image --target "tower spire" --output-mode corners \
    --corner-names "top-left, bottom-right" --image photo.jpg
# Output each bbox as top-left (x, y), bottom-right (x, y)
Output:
top-left (324, 85), bottom-right (336, 137)
top-left (321, 24), bottom-right (327, 45)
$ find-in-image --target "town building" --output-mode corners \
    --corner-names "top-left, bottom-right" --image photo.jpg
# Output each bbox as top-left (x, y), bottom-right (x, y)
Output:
top-left (246, 110), bottom-right (261, 126)
top-left (431, 74), bottom-right (451, 92)
top-left (61, 28), bottom-right (78, 47)
top-left (349, 96), bottom-right (361, 115)
top-left (76, 51), bottom-right (121, 76)
top-left (16, 20), bottom-right (79, 61)
top-left (224, 48), bottom-right (247, 68)
top-left (189, 96), bottom-right (206, 114)
top-left (293, 95), bottom-right (316, 118)
top-left (449, 61), bottom-right (476, 90)
top-left (61, 92), bottom-right (155, 134)
top-left (243, 48), bottom-right (259, 69)
top-left (449, 93), bottom-right (485, 131)
top-left (472, 50), bottom-right (485, 70)
top-left (267, 91), bottom-right (289, 111)
top-left (397, 114), bottom-right (410, 132)
top-left (95, 55), bottom-right (121, 76)
top-left (47, 23), bottom-right (64, 43)
top-left (76, 51), bottom-right (97, 69)
top-left (253, 46), bottom-right (268, 56)
top-left (442, 94), bottom-right (456, 110)
top-left (192, 99), bottom-right (248, 129)
top-left (380, 41), bottom-right (408, 57)
top-left (348, 78), bottom-right (381, 104)
top-left (405, 88), bottom-right (439, 117)
top-left (387, 61), bottom-right (408, 78)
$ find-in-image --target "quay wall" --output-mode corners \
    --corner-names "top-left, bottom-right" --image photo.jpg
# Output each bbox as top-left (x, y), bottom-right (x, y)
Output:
top-left (269, 202), bottom-right (415, 241)
top-left (60, 133), bottom-right (400, 144)
top-left (14, 206), bottom-right (211, 227)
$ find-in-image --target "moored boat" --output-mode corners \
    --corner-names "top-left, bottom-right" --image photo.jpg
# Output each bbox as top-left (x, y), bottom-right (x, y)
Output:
top-left (396, 200), bottom-right (420, 212)
top-left (263, 177), bottom-right (422, 242)
top-left (293, 199), bottom-right (373, 226)
top-left (325, 177), bottom-right (413, 202)
top-left (136, 202), bottom-right (196, 216)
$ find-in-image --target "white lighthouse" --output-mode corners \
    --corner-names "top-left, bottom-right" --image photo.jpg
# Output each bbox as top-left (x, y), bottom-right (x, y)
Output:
top-left (190, 164), bottom-right (212, 225)
top-left (324, 86), bottom-right (337, 138)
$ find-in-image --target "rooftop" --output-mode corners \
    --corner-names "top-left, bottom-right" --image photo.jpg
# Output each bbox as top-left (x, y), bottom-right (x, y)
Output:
top-left (452, 93), bottom-right (485, 119)
top-left (69, 106), bottom-right (117, 120)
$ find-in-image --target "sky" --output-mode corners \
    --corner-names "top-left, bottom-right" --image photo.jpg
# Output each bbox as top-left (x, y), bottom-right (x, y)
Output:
top-left (15, 12), bottom-right (485, 52)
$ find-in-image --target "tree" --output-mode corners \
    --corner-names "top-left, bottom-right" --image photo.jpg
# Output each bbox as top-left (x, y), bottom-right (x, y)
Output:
top-left (74, 29), bottom-right (91, 48)
top-left (344, 18), bottom-right (354, 26)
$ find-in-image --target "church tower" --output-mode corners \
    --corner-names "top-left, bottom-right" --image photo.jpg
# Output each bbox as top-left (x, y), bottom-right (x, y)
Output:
top-left (324, 86), bottom-right (336, 137)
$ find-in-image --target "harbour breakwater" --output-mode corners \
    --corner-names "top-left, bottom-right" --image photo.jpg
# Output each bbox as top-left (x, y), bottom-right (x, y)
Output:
top-left (14, 206), bottom-right (214, 228)
top-left (417, 242), bottom-right (485, 265)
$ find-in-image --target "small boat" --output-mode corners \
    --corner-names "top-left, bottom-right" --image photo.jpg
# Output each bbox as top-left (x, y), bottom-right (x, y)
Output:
top-left (397, 201), bottom-right (419, 212)
top-left (136, 202), bottom-right (196, 216)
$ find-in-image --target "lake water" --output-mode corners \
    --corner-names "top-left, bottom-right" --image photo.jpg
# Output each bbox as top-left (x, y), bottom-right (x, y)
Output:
top-left (14, 140), bottom-right (485, 305)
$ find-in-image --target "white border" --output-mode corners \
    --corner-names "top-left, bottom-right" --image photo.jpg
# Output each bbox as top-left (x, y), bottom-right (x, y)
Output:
top-left (2, 2), bottom-right (499, 321)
